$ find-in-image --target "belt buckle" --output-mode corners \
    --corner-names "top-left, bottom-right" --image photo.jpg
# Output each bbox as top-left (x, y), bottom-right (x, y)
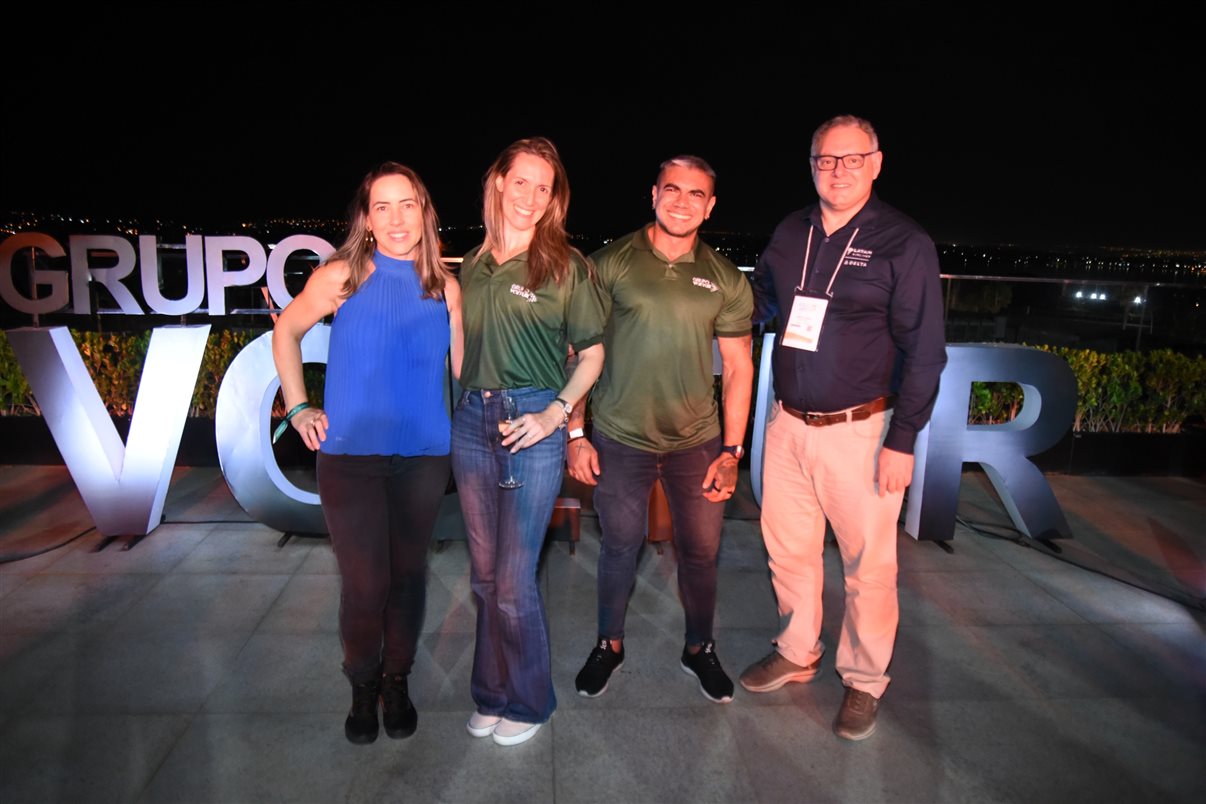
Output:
top-left (804, 410), bottom-right (842, 426)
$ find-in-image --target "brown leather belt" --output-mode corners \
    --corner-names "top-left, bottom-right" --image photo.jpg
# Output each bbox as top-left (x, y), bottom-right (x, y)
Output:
top-left (781, 395), bottom-right (894, 427)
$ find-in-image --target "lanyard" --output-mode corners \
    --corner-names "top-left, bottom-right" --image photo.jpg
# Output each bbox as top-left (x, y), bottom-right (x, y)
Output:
top-left (795, 225), bottom-right (861, 298)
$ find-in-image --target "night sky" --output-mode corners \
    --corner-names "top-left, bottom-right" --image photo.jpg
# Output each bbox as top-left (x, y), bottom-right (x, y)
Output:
top-left (4, 11), bottom-right (1201, 251)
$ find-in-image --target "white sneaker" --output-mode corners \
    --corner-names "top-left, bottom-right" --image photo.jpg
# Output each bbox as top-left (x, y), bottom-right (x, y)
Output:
top-left (491, 718), bottom-right (542, 746)
top-left (466, 711), bottom-right (501, 738)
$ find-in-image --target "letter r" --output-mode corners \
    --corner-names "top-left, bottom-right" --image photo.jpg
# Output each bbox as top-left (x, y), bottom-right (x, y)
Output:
top-left (907, 344), bottom-right (1077, 542)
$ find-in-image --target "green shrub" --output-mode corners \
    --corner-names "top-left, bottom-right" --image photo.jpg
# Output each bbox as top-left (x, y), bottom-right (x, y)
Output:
top-left (0, 328), bottom-right (322, 419)
top-left (0, 333), bottom-right (37, 415)
top-left (1140, 349), bottom-right (1206, 433)
top-left (76, 329), bottom-right (151, 416)
top-left (971, 347), bottom-right (1205, 433)
top-left (967, 381), bottom-right (1023, 425)
top-left (192, 329), bottom-right (258, 417)
top-left (3, 331), bottom-right (1202, 432)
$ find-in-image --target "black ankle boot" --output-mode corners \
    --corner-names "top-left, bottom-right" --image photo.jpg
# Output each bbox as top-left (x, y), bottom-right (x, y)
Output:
top-left (381, 671), bottom-right (418, 739)
top-left (345, 677), bottom-right (381, 744)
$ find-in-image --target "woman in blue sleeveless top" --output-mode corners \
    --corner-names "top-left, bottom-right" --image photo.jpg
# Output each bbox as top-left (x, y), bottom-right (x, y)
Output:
top-left (454, 138), bottom-right (606, 746)
top-left (272, 163), bottom-right (461, 745)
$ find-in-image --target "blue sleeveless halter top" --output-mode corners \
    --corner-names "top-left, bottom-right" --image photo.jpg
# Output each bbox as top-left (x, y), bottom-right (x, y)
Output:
top-left (320, 251), bottom-right (451, 456)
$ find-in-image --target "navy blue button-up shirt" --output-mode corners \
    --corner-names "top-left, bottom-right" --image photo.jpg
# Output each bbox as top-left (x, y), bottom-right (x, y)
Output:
top-left (751, 195), bottom-right (947, 454)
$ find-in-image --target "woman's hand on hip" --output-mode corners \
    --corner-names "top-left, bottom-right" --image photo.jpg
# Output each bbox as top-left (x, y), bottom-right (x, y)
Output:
top-left (502, 404), bottom-right (563, 452)
top-left (291, 407), bottom-right (330, 451)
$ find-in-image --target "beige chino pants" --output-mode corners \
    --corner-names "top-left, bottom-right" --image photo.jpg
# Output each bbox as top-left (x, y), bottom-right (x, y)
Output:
top-left (760, 401), bottom-right (903, 699)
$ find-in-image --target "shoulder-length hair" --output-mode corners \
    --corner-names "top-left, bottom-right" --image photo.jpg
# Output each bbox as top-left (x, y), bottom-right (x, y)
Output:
top-left (477, 137), bottom-right (576, 289)
top-left (324, 162), bottom-right (450, 299)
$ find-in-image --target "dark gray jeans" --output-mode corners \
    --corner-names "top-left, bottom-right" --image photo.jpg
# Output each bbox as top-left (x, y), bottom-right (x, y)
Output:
top-left (317, 452), bottom-right (450, 683)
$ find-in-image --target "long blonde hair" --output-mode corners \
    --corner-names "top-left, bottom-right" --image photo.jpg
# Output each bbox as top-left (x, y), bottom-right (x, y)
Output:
top-left (325, 162), bottom-right (449, 299)
top-left (476, 137), bottom-right (577, 289)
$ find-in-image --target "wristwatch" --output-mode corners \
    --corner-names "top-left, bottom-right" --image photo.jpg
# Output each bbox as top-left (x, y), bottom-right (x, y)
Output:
top-left (552, 397), bottom-right (573, 429)
top-left (720, 444), bottom-right (744, 460)
top-left (568, 427), bottom-right (586, 441)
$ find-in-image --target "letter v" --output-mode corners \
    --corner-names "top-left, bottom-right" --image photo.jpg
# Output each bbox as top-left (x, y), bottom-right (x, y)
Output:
top-left (6, 326), bottom-right (211, 537)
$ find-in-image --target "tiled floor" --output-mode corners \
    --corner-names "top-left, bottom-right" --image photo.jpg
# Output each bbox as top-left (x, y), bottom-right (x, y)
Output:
top-left (1, 466), bottom-right (1203, 803)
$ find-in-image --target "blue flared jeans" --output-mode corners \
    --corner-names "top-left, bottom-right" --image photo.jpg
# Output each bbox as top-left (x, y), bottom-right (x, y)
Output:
top-left (592, 431), bottom-right (725, 646)
top-left (451, 387), bottom-right (564, 724)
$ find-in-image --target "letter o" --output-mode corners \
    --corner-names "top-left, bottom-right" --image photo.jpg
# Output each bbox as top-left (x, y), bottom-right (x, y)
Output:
top-left (215, 327), bottom-right (329, 534)
top-left (266, 235), bottom-right (335, 309)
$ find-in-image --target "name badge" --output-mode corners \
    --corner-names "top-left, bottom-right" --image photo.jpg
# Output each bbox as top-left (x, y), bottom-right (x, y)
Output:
top-left (782, 293), bottom-right (829, 352)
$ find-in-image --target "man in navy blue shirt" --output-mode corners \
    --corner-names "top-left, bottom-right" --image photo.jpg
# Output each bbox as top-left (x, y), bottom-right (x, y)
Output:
top-left (742, 115), bottom-right (946, 741)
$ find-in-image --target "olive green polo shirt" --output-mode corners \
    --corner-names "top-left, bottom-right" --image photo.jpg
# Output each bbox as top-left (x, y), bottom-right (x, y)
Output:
top-left (589, 226), bottom-right (753, 452)
top-left (459, 246), bottom-right (606, 392)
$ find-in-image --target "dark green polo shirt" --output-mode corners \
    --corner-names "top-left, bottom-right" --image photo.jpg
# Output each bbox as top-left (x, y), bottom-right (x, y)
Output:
top-left (590, 226), bottom-right (753, 452)
top-left (459, 246), bottom-right (606, 392)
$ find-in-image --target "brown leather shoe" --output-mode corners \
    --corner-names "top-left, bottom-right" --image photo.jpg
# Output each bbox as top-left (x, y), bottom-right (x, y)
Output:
top-left (833, 687), bottom-right (879, 741)
top-left (739, 651), bottom-right (821, 692)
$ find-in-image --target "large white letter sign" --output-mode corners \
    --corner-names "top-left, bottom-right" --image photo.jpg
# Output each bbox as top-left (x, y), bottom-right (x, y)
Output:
top-left (0, 233), bottom-right (69, 314)
top-left (750, 332), bottom-right (777, 506)
top-left (6, 326), bottom-right (211, 536)
top-left (214, 327), bottom-right (328, 534)
top-left (204, 236), bottom-right (267, 316)
top-left (907, 344), bottom-right (1077, 541)
top-left (265, 235), bottom-right (335, 309)
top-left (69, 235), bottom-right (144, 315)
top-left (140, 235), bottom-right (206, 316)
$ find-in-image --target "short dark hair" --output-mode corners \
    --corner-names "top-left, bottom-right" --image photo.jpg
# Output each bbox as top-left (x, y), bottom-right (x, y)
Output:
top-left (656, 155), bottom-right (717, 192)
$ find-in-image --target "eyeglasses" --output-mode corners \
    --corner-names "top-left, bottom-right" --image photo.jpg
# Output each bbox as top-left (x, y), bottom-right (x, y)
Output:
top-left (810, 151), bottom-right (878, 171)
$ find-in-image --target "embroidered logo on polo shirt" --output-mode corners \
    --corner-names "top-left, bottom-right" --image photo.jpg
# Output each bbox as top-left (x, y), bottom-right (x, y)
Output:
top-left (692, 277), bottom-right (719, 292)
top-left (843, 248), bottom-right (874, 268)
top-left (510, 284), bottom-right (538, 303)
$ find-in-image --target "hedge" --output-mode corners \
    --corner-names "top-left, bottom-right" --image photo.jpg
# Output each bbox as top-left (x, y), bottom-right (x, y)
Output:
top-left (1, 333), bottom-right (1202, 433)
top-left (958, 347), bottom-right (1204, 432)
top-left (0, 329), bottom-right (322, 419)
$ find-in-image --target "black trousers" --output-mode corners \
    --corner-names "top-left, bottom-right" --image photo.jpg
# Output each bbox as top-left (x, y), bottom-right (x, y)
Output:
top-left (316, 452), bottom-right (451, 684)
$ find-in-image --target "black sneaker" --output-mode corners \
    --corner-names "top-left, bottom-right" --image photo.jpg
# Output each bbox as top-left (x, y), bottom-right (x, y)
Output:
top-left (575, 637), bottom-right (625, 697)
top-left (380, 672), bottom-right (418, 739)
top-left (680, 640), bottom-right (734, 704)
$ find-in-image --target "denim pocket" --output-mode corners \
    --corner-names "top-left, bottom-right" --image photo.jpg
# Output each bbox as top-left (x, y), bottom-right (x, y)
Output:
top-left (510, 389), bottom-right (556, 418)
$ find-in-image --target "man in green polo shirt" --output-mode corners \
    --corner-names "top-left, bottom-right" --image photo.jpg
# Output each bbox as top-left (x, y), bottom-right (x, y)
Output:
top-left (567, 155), bottom-right (754, 703)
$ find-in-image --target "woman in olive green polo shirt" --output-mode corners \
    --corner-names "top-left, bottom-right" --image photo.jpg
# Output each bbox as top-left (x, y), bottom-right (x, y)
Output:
top-left (453, 137), bottom-right (605, 747)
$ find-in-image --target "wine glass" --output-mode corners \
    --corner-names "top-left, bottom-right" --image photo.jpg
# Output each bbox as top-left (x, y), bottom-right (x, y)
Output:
top-left (498, 393), bottom-right (523, 489)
